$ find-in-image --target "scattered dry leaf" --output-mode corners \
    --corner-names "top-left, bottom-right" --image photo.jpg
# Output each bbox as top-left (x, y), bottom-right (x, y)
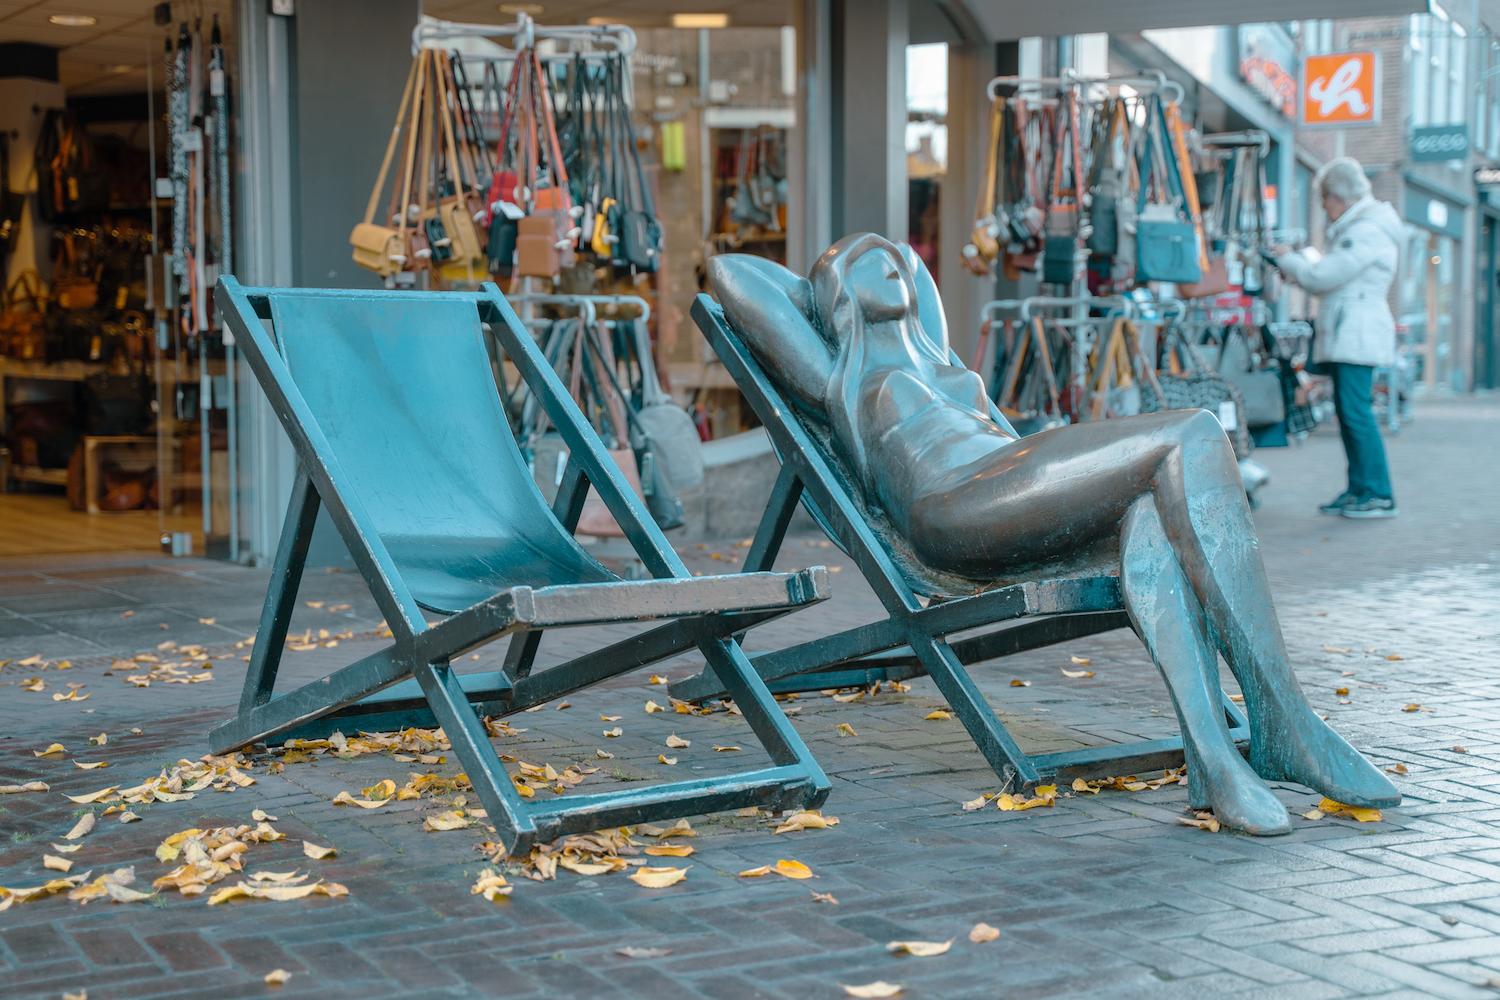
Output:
top-left (665, 735), bottom-right (690, 749)
top-left (644, 700), bottom-right (665, 714)
top-left (264, 969), bottom-right (292, 987)
top-left (657, 755), bottom-right (678, 766)
top-left (65, 813), bottom-right (95, 840)
top-left (836, 723), bottom-right (858, 737)
top-left (33, 743), bottom-right (66, 758)
top-left (969, 922), bottom-right (1000, 943)
top-left (0, 782), bottom-right (49, 794)
top-left (1177, 811), bottom-right (1221, 833)
top-left (1319, 798), bottom-right (1382, 823)
top-left (1302, 809), bottom-right (1325, 821)
top-left (1386, 763), bottom-right (1409, 775)
top-left (997, 785), bottom-right (1057, 811)
top-left (739, 865), bottom-right (771, 878)
top-left (924, 710), bottom-right (952, 721)
top-left (1402, 704), bottom-right (1421, 713)
top-left (712, 745), bottom-right (741, 752)
top-left (603, 727), bottom-right (623, 738)
top-left (1009, 679), bottom-right (1030, 688)
top-left (1061, 668), bottom-right (1095, 679)
top-left (773, 858), bottom-right (813, 880)
top-left (617, 945), bottom-right (672, 959)
top-left (43, 854), bottom-right (73, 873)
top-left (302, 841), bottom-right (337, 860)
top-left (628, 866), bottom-right (688, 889)
top-left (774, 810), bottom-right (840, 834)
top-left (886, 939), bottom-right (953, 957)
top-left (812, 890), bottom-right (839, 904)
top-left (644, 843), bottom-right (695, 858)
top-left (842, 983), bottom-right (903, 999)
top-left (471, 869), bottom-right (512, 901)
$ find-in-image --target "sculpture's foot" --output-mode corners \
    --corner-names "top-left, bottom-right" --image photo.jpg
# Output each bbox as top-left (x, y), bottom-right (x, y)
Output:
top-left (1250, 707), bottom-right (1401, 809)
top-left (1187, 737), bottom-right (1291, 836)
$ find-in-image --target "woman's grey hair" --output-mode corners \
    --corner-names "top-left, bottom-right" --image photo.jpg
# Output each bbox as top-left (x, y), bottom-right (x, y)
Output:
top-left (1316, 157), bottom-right (1372, 203)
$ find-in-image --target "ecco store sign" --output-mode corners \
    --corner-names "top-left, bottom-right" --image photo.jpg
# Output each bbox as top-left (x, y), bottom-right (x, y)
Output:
top-left (1410, 125), bottom-right (1470, 162)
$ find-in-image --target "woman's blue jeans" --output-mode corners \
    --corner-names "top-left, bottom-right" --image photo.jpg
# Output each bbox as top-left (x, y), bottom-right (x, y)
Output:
top-left (1331, 363), bottom-right (1394, 500)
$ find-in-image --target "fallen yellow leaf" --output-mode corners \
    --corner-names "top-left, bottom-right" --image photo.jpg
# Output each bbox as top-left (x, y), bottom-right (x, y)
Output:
top-left (332, 790), bottom-right (390, 809)
top-left (1071, 778), bottom-right (1099, 795)
top-left (1318, 797), bottom-right (1383, 823)
top-left (1302, 808), bottom-right (1325, 821)
top-left (842, 983), bottom-right (903, 999)
top-left (72, 761), bottom-right (108, 771)
top-left (773, 858), bottom-right (813, 880)
top-left (886, 939), bottom-right (953, 957)
top-left (361, 779), bottom-right (397, 801)
top-left (924, 710), bottom-right (952, 721)
top-left (644, 700), bottom-right (665, 714)
top-left (65, 813), bottom-right (95, 840)
top-left (1009, 679), bottom-right (1030, 688)
top-left (812, 890), bottom-right (839, 904)
top-left (665, 734), bottom-right (691, 749)
top-left (302, 841), bottom-right (337, 860)
top-left (836, 723), bottom-right (858, 737)
top-left (0, 781), bottom-right (49, 794)
top-left (65, 786), bottom-right (117, 805)
top-left (658, 755), bottom-right (678, 766)
top-left (471, 868), bottom-right (512, 901)
top-left (33, 743), bottom-right (66, 758)
top-left (969, 922), bottom-right (1000, 943)
top-left (644, 843), bottom-right (695, 858)
top-left (1070, 655), bottom-right (1091, 666)
top-left (1402, 704), bottom-right (1422, 713)
top-left (600, 714), bottom-right (622, 722)
top-left (1061, 668), bottom-right (1095, 679)
top-left (712, 745), bottom-right (741, 752)
top-left (603, 727), bottom-right (623, 738)
top-left (649, 674), bottom-right (668, 685)
top-left (264, 969), bottom-right (291, 987)
top-left (628, 866), bottom-right (688, 889)
top-left (774, 810), bottom-right (840, 834)
top-left (738, 865), bottom-right (772, 878)
top-left (43, 854), bottom-right (73, 872)
top-left (1177, 811), bottom-right (1221, 833)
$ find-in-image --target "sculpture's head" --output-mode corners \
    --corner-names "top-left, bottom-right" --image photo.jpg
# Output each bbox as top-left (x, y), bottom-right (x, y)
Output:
top-left (810, 233), bottom-right (918, 341)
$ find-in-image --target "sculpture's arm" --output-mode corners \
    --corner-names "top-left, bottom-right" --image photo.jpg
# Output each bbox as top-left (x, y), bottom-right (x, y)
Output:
top-left (899, 243), bottom-right (951, 362)
top-left (708, 254), bottom-right (835, 411)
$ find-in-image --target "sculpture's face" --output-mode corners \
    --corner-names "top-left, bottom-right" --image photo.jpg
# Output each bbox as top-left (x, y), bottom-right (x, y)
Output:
top-left (848, 244), bottom-right (912, 323)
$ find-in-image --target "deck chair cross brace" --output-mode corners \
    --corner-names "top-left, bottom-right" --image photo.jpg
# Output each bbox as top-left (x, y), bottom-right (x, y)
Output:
top-left (208, 278), bottom-right (831, 856)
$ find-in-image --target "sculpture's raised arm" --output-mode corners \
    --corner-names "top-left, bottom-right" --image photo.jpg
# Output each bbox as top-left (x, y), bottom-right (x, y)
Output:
top-left (708, 254), bottom-right (835, 412)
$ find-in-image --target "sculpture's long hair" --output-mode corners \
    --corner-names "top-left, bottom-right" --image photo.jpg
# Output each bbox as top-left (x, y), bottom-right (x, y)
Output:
top-left (808, 233), bottom-right (950, 490)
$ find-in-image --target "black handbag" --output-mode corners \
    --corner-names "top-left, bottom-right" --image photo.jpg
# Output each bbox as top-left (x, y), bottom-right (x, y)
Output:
top-left (610, 57), bottom-right (661, 273)
top-left (83, 369), bottom-right (153, 436)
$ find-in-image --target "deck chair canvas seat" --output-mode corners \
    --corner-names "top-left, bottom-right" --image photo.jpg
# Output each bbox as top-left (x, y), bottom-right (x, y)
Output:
top-left (209, 279), bottom-right (831, 855)
top-left (669, 294), bottom-right (1249, 794)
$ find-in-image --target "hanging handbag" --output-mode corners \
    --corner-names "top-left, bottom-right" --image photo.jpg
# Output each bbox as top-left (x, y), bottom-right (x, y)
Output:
top-left (1134, 96), bottom-right (1202, 285)
top-left (962, 99), bottom-right (1004, 275)
top-left (613, 58), bottom-right (662, 272)
top-left (1140, 324), bottom-right (1251, 458)
top-left (350, 54), bottom-right (420, 276)
top-left (570, 323), bottom-right (644, 537)
top-left (432, 51), bottom-right (485, 271)
top-left (1, 270), bottom-right (48, 361)
top-left (1042, 92), bottom-right (1085, 287)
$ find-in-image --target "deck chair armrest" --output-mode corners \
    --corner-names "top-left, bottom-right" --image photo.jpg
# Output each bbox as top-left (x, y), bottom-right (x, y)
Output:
top-left (479, 283), bottom-right (690, 582)
top-left (423, 569), bottom-right (830, 660)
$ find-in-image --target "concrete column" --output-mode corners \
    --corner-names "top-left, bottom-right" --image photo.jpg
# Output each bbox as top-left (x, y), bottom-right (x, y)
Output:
top-left (830, 0), bottom-right (908, 240)
top-left (939, 42), bottom-right (998, 367)
top-left (789, 0), bottom-right (833, 274)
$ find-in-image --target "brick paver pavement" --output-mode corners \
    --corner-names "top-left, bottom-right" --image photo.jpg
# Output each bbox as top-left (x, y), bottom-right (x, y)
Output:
top-left (1, 397), bottom-right (1497, 999)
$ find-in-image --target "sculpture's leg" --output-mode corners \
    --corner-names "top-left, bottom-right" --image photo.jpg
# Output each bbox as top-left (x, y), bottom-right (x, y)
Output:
top-left (1120, 497), bottom-right (1290, 835)
top-left (1155, 412), bottom-right (1399, 809)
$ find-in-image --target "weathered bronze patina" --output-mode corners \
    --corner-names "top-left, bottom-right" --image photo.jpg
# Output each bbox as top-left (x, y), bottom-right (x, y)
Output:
top-left (709, 233), bottom-right (1398, 835)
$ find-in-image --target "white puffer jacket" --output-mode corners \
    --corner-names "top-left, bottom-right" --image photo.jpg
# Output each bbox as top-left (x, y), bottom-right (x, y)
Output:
top-left (1276, 195), bottom-right (1403, 367)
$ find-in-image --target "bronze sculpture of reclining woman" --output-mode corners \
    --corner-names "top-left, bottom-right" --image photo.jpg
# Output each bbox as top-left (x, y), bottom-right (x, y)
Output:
top-left (709, 233), bottom-right (1398, 835)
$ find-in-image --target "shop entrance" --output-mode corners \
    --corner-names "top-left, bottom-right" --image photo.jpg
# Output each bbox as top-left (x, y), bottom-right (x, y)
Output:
top-left (0, 4), bottom-right (237, 561)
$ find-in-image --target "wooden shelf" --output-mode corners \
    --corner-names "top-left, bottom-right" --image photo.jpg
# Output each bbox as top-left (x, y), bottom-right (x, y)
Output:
top-left (10, 464), bottom-right (69, 486)
top-left (0, 358), bottom-right (107, 382)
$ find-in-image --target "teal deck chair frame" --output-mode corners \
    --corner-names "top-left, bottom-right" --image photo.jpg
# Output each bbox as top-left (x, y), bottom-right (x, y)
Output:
top-left (670, 295), bottom-right (1249, 794)
top-left (208, 278), bottom-right (831, 855)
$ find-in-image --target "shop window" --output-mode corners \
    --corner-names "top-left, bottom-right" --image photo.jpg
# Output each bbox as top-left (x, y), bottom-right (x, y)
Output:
top-left (905, 43), bottom-right (947, 279)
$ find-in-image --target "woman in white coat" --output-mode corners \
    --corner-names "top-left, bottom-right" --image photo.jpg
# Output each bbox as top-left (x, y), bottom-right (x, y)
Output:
top-left (1274, 157), bottom-right (1402, 519)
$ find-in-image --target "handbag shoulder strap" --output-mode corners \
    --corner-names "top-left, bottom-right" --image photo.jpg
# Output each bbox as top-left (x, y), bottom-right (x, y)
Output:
top-left (616, 58), bottom-right (653, 217)
top-left (360, 58), bottom-right (414, 226)
top-left (974, 99), bottom-right (1001, 224)
top-left (533, 48), bottom-right (573, 213)
top-left (433, 51), bottom-right (467, 204)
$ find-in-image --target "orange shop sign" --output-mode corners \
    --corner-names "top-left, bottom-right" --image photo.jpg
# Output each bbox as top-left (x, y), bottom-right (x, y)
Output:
top-left (1302, 52), bottom-right (1379, 127)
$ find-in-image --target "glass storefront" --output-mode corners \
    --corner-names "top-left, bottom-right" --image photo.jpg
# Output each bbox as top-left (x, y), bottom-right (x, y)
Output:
top-left (1396, 223), bottom-right (1461, 388)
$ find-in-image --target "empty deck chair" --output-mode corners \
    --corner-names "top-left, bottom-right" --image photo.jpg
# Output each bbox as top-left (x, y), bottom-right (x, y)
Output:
top-left (208, 278), bottom-right (830, 855)
top-left (669, 294), bottom-right (1248, 793)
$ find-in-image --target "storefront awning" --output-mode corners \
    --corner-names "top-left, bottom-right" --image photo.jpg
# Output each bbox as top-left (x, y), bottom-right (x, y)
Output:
top-left (961, 0), bottom-right (1427, 41)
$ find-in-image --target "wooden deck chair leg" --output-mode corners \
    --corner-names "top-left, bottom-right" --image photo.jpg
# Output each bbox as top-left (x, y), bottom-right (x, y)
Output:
top-left (411, 657), bottom-right (540, 853)
top-left (238, 470), bottom-right (320, 716)
top-left (906, 630), bottom-right (1043, 789)
top-left (503, 453), bottom-right (591, 681)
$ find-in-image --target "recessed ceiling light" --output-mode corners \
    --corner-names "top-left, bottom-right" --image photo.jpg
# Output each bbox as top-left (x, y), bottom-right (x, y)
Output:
top-left (672, 13), bottom-right (729, 28)
top-left (48, 13), bottom-right (97, 27)
top-left (498, 2), bottom-right (543, 13)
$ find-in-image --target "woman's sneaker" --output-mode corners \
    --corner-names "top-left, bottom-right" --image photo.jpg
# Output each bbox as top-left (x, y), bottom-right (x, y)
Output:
top-left (1341, 496), bottom-right (1398, 519)
top-left (1318, 492), bottom-right (1358, 515)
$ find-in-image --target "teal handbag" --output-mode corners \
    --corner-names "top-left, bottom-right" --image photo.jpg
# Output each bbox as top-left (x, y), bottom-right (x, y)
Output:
top-left (1134, 97), bottom-right (1201, 285)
